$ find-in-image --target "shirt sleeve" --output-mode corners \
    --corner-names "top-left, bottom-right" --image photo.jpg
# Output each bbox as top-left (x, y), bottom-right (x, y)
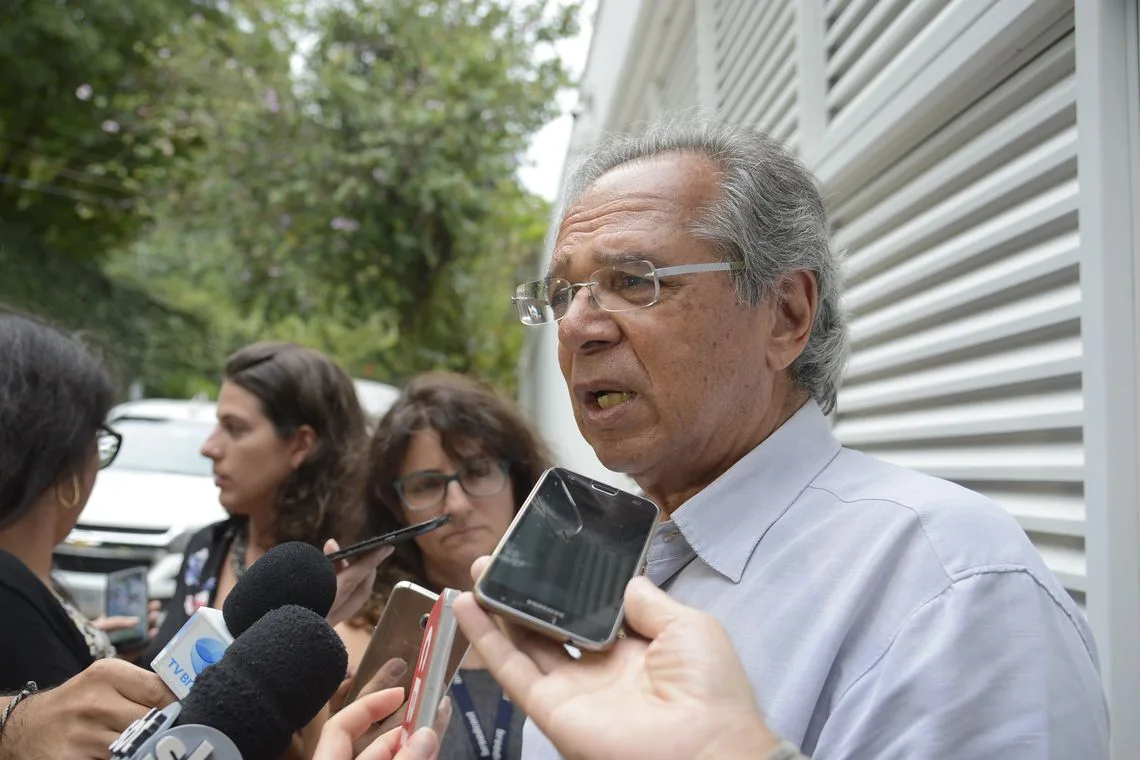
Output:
top-left (812, 569), bottom-right (1109, 760)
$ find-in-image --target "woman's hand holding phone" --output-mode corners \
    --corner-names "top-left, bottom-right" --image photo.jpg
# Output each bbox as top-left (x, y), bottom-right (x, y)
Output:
top-left (312, 687), bottom-right (452, 760)
top-left (324, 538), bottom-right (394, 628)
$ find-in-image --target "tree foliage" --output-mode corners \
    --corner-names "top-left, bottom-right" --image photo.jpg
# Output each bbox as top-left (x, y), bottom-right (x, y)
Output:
top-left (3, 0), bottom-right (577, 397)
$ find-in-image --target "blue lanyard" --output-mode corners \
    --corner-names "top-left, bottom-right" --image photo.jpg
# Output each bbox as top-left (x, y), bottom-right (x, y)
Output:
top-left (450, 672), bottom-right (514, 760)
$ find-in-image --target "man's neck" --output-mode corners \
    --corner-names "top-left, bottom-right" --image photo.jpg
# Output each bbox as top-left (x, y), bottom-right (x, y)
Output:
top-left (642, 392), bottom-right (809, 514)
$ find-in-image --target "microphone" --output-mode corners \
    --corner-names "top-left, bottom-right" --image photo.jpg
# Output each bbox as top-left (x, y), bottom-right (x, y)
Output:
top-left (152, 541), bottom-right (337, 698)
top-left (114, 604), bottom-right (348, 760)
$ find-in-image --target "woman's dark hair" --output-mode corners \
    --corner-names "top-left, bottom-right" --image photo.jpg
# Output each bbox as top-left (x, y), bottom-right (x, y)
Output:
top-left (363, 372), bottom-right (553, 612)
top-left (223, 341), bottom-right (368, 549)
top-left (0, 312), bottom-right (115, 530)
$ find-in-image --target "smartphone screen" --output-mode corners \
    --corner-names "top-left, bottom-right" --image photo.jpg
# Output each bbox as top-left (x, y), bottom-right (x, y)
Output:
top-left (105, 566), bottom-right (149, 646)
top-left (476, 468), bottom-right (660, 647)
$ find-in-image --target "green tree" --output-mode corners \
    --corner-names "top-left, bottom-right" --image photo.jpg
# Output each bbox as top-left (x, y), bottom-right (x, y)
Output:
top-left (0, 0), bottom-right (240, 396)
top-left (115, 0), bottom-right (577, 394)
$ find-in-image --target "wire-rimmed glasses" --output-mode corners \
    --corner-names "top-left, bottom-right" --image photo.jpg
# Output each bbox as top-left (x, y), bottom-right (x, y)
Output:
top-left (394, 458), bottom-right (510, 512)
top-left (512, 259), bottom-right (743, 326)
top-left (97, 424), bottom-right (122, 470)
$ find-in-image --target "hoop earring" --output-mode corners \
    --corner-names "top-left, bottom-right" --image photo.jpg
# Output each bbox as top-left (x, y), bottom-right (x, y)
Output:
top-left (57, 474), bottom-right (82, 509)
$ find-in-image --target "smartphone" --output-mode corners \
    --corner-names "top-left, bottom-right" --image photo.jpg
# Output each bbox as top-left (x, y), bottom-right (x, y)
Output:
top-left (327, 515), bottom-right (451, 563)
top-left (105, 566), bottom-right (149, 648)
top-left (345, 581), bottom-right (467, 711)
top-left (474, 467), bottom-right (661, 651)
top-left (397, 589), bottom-right (463, 752)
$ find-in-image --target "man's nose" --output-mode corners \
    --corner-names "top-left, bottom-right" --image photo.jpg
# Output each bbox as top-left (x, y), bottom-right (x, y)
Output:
top-left (558, 285), bottom-right (619, 353)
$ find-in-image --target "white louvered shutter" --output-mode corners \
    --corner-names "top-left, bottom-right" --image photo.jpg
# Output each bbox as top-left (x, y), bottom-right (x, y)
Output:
top-left (820, 2), bottom-right (1085, 605)
top-left (713, 0), bottom-right (800, 150)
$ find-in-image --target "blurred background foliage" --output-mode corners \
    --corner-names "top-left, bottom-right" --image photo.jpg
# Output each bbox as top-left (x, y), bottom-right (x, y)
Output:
top-left (0, 0), bottom-right (577, 398)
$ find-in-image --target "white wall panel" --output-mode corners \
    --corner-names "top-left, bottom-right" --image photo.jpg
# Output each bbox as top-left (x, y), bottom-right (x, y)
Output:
top-left (828, 9), bottom-right (1083, 602)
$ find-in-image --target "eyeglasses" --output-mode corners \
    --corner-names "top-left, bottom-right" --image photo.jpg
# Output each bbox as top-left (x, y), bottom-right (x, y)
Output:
top-left (512, 259), bottom-right (743, 326)
top-left (97, 424), bottom-right (122, 470)
top-left (394, 458), bottom-right (510, 512)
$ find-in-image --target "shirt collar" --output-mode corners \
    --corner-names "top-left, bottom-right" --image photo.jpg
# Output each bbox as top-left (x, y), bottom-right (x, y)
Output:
top-left (669, 399), bottom-right (841, 582)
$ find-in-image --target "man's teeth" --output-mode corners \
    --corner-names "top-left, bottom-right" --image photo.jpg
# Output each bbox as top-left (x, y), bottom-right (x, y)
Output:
top-left (596, 391), bottom-right (634, 410)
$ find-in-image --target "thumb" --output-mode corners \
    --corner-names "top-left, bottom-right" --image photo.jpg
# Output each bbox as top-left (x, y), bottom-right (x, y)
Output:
top-left (621, 576), bottom-right (691, 640)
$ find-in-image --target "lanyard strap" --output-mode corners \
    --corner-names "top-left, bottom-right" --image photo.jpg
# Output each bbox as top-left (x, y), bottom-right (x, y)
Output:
top-left (450, 672), bottom-right (514, 760)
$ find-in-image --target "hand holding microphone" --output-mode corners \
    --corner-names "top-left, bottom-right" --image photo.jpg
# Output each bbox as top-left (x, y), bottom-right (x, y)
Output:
top-left (0, 659), bottom-right (172, 760)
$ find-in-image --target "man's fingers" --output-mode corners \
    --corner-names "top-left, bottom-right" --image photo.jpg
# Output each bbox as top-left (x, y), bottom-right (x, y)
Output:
top-left (98, 661), bottom-right (174, 711)
top-left (468, 555), bottom-right (491, 584)
top-left (621, 576), bottom-right (690, 640)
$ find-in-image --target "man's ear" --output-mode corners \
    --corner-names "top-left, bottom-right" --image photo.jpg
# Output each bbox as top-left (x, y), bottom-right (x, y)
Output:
top-left (288, 425), bottom-right (318, 470)
top-left (767, 270), bottom-right (818, 371)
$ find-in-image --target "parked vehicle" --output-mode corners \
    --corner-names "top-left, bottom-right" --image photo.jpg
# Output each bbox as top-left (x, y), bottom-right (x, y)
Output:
top-left (53, 399), bottom-right (223, 618)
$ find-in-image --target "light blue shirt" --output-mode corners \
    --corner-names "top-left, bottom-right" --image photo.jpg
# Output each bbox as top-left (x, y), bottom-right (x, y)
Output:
top-left (522, 401), bottom-right (1108, 758)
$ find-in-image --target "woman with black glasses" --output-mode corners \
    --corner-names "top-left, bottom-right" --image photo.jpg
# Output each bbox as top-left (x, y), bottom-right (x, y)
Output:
top-left (360, 371), bottom-right (553, 760)
top-left (0, 313), bottom-right (139, 690)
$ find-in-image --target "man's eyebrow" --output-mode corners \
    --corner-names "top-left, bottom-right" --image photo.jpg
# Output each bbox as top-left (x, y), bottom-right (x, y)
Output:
top-left (546, 250), bottom-right (653, 280)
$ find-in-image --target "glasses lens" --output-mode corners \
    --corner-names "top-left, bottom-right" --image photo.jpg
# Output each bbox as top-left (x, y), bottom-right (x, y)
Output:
top-left (399, 472), bottom-right (447, 510)
top-left (97, 428), bottom-right (120, 469)
top-left (592, 261), bottom-right (658, 312)
top-left (514, 279), bottom-right (571, 325)
top-left (459, 459), bottom-right (507, 497)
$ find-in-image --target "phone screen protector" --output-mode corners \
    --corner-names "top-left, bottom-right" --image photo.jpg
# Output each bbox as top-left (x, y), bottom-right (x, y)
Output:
top-left (479, 469), bottom-right (659, 644)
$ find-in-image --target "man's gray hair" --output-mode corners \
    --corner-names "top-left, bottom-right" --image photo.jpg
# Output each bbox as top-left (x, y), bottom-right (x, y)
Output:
top-left (561, 120), bottom-right (849, 414)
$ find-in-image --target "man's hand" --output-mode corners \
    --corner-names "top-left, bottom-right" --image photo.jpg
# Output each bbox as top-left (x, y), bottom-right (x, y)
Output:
top-left (0, 659), bottom-right (174, 760)
top-left (312, 688), bottom-right (451, 760)
top-left (452, 559), bottom-right (782, 760)
top-left (323, 539), bottom-right (393, 628)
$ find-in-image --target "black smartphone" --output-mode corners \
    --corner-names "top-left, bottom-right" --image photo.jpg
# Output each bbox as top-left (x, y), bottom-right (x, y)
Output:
top-left (473, 467), bottom-right (661, 650)
top-left (327, 515), bottom-right (451, 563)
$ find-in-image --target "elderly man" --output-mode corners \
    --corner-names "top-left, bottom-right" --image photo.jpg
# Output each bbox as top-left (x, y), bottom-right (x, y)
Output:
top-left (512, 121), bottom-right (1108, 758)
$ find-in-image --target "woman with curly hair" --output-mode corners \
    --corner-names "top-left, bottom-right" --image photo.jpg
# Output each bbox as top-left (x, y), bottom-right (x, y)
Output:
top-left (356, 371), bottom-right (553, 760)
top-left (145, 342), bottom-right (387, 663)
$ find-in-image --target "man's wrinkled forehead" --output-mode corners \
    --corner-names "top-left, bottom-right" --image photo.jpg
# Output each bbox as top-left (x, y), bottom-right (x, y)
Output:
top-left (548, 154), bottom-right (721, 278)
top-left (548, 198), bottom-right (672, 278)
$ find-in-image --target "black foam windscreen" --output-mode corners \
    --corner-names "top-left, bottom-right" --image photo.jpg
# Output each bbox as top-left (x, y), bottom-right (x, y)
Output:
top-left (178, 604), bottom-right (348, 760)
top-left (222, 540), bottom-right (337, 637)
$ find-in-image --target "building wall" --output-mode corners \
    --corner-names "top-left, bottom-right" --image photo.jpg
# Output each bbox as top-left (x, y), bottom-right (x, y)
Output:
top-left (521, 2), bottom-right (1140, 753)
